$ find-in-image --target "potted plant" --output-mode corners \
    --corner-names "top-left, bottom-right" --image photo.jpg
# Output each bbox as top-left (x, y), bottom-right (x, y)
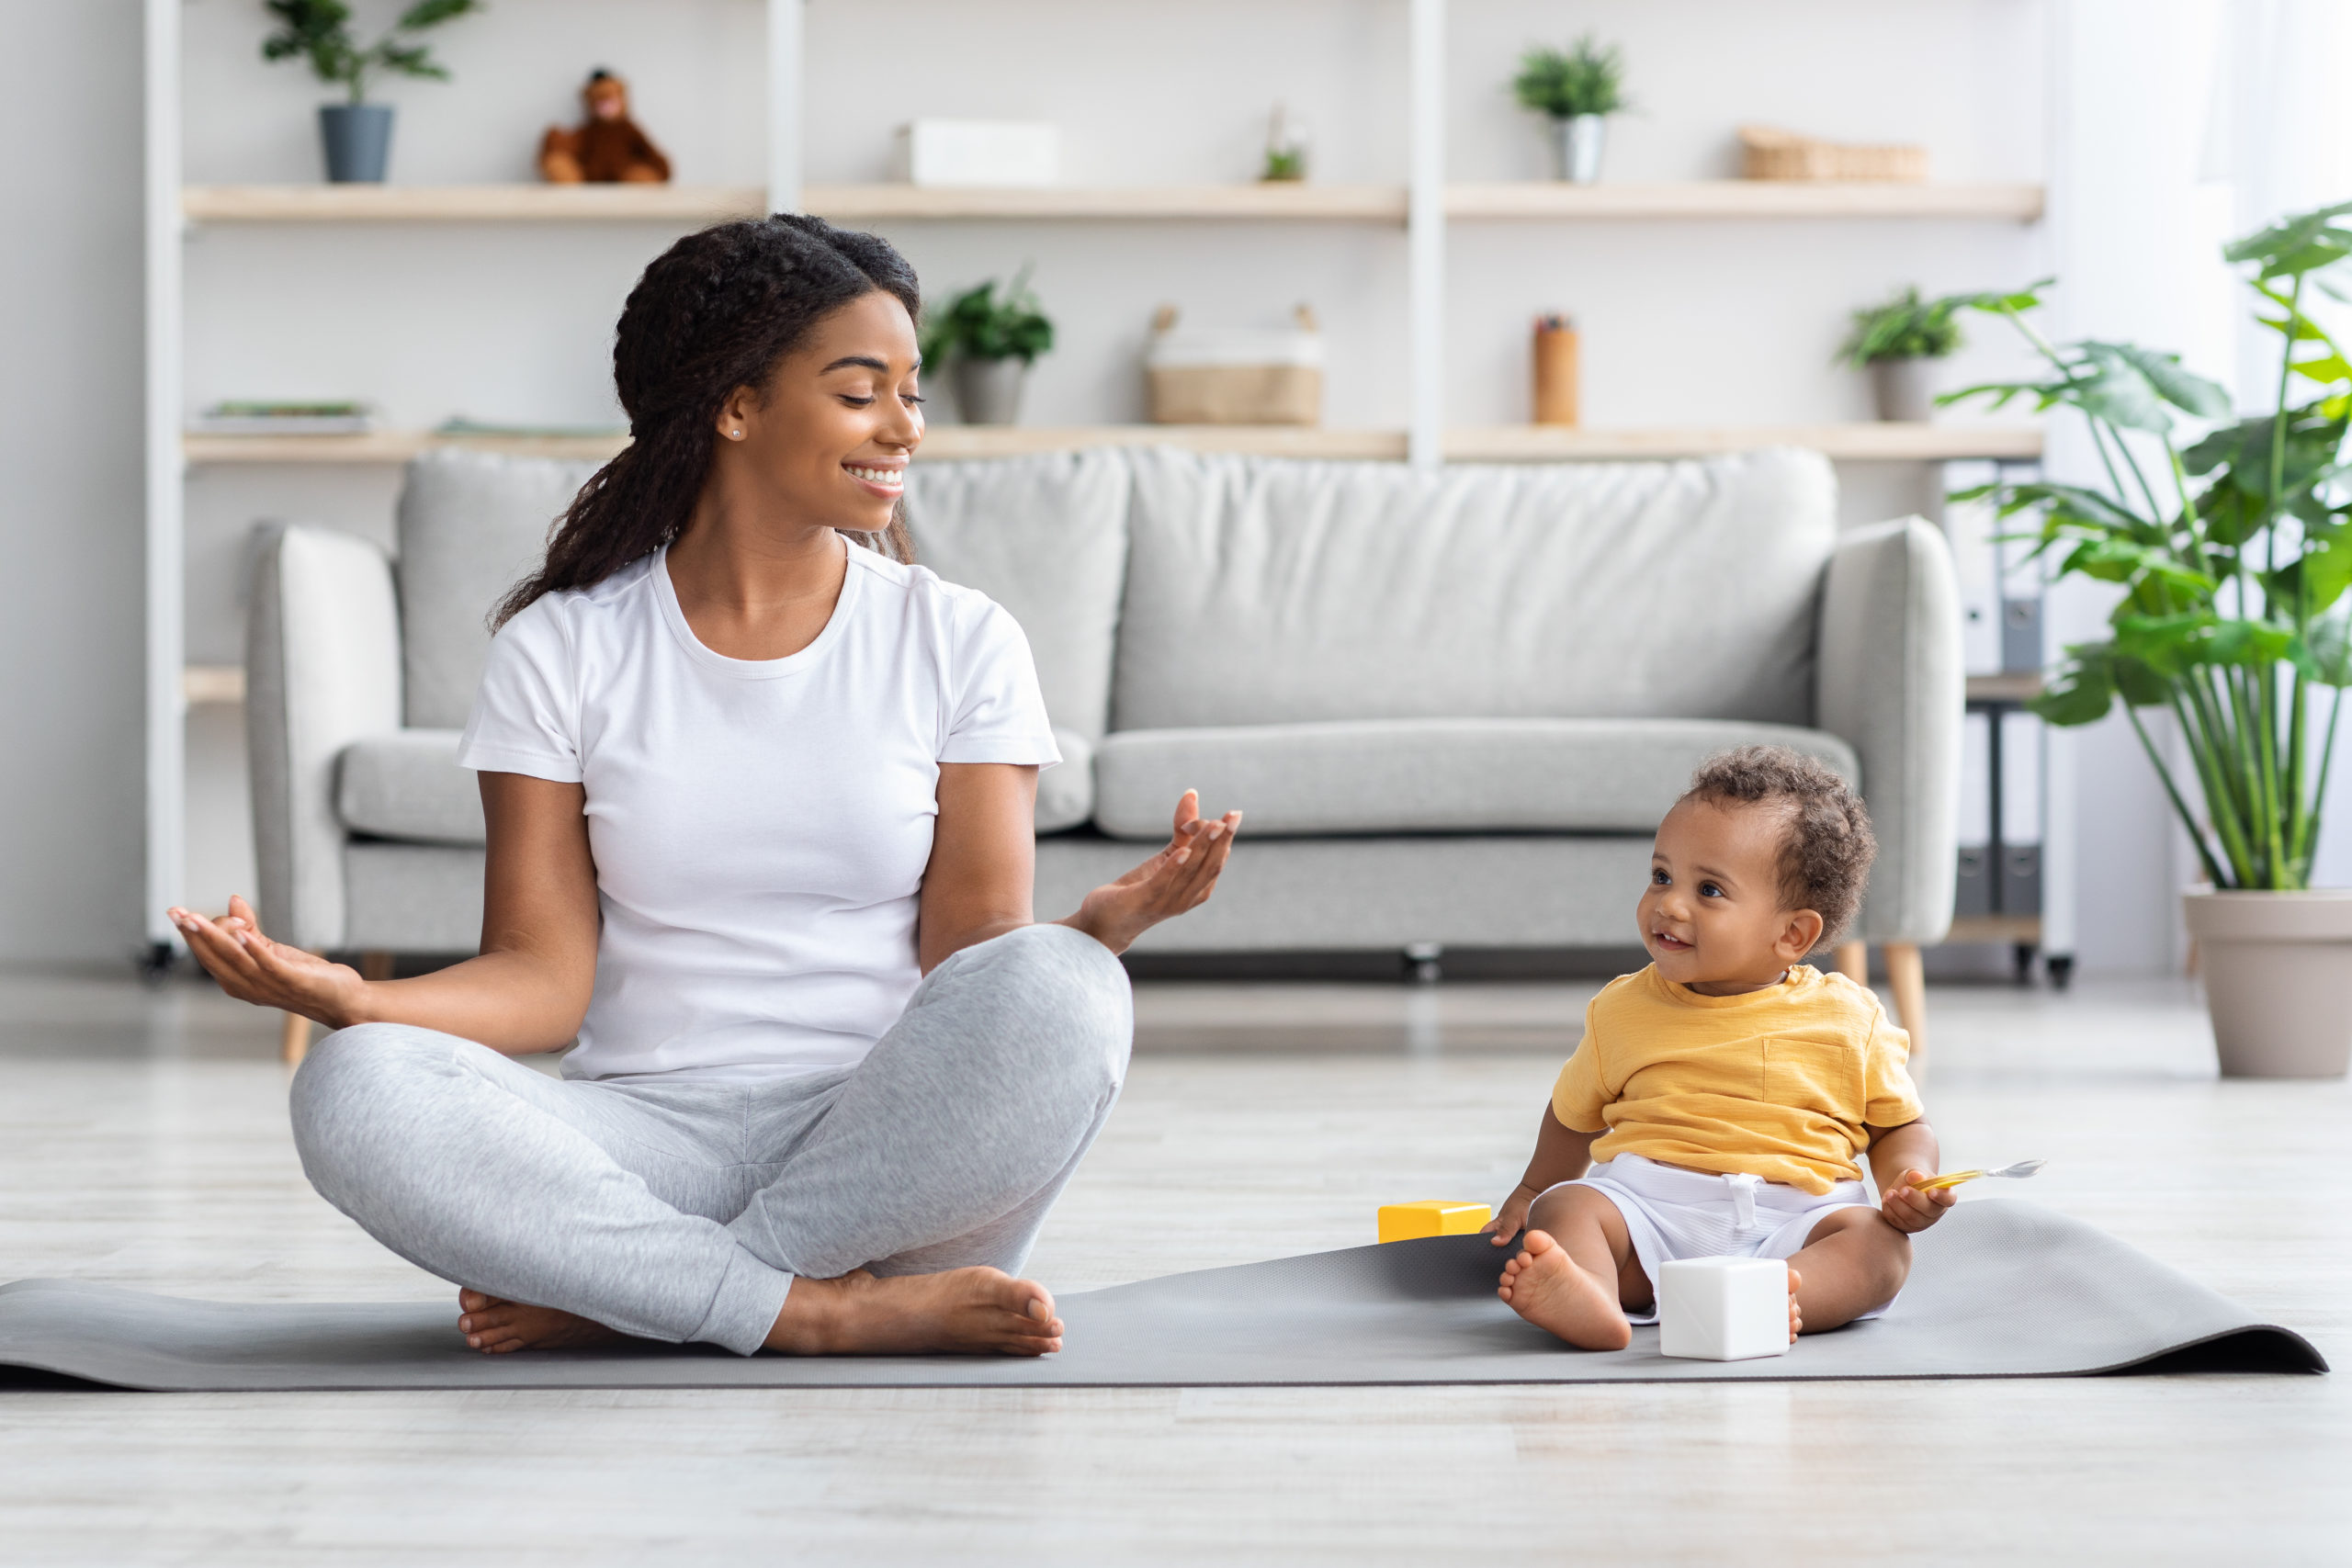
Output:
top-left (1948, 200), bottom-right (2352, 1077)
top-left (261, 0), bottom-right (484, 184)
top-left (1512, 35), bottom-right (1630, 185)
top-left (921, 271), bottom-right (1055, 427)
top-left (1838, 286), bottom-right (1963, 423)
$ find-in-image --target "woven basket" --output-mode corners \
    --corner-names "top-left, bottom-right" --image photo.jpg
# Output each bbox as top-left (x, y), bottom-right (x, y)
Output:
top-left (1146, 304), bottom-right (1323, 426)
top-left (1740, 125), bottom-right (1927, 183)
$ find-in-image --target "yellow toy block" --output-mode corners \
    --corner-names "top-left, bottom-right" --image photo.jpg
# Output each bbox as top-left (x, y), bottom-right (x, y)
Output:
top-left (1377, 1201), bottom-right (1494, 1244)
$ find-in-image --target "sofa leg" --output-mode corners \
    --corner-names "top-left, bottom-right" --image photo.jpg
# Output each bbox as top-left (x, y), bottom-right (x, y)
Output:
top-left (279, 1010), bottom-right (313, 1067)
top-left (359, 950), bottom-right (395, 982)
top-left (1883, 941), bottom-right (1928, 1077)
top-left (1831, 941), bottom-right (1868, 986)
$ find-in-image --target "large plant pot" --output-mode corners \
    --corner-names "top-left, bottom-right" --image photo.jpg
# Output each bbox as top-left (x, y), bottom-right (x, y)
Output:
top-left (954, 356), bottom-right (1028, 425)
top-left (1870, 356), bottom-right (1936, 422)
top-left (2182, 888), bottom-right (2352, 1077)
top-left (1548, 114), bottom-right (1608, 184)
top-left (320, 104), bottom-right (395, 184)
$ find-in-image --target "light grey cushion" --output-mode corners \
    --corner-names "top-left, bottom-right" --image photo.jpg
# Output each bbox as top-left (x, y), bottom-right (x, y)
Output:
top-left (1037, 727), bottom-right (1095, 835)
top-left (1113, 446), bottom-right (1837, 731)
top-left (901, 449), bottom-right (1131, 744)
top-left (246, 525), bottom-right (403, 953)
top-left (345, 842), bottom-right (486, 953)
top-left (1035, 833), bottom-right (1657, 952)
top-left (1091, 718), bottom-right (1860, 840)
top-left (335, 730), bottom-right (481, 845)
top-left (398, 450), bottom-right (598, 730)
top-left (1816, 518), bottom-right (1963, 944)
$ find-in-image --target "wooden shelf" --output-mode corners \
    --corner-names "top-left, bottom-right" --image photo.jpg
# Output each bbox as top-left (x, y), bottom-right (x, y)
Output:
top-left (1448, 181), bottom-right (2045, 221)
top-left (184, 423), bottom-right (2039, 467)
top-left (808, 183), bottom-right (1408, 222)
top-left (183, 430), bottom-right (629, 464)
top-left (182, 181), bottom-right (2042, 226)
top-left (184, 184), bottom-right (764, 223)
top-left (1448, 423), bottom-right (2042, 462)
top-left (1943, 913), bottom-right (2044, 945)
top-left (1967, 671), bottom-right (2046, 703)
top-left (182, 665), bottom-right (245, 705)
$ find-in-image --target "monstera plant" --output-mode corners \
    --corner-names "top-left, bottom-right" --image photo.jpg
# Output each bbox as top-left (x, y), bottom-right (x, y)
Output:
top-left (1943, 199), bottom-right (2352, 1077)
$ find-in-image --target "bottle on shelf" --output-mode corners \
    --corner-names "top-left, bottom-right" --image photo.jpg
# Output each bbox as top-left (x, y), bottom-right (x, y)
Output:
top-left (1532, 314), bottom-right (1579, 427)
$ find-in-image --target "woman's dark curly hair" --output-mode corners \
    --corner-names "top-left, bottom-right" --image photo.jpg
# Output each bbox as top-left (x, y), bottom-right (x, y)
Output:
top-left (1682, 745), bottom-right (1877, 942)
top-left (493, 214), bottom-right (921, 628)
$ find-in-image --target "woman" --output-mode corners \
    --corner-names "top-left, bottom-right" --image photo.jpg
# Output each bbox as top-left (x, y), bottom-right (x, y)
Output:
top-left (168, 216), bottom-right (1240, 1359)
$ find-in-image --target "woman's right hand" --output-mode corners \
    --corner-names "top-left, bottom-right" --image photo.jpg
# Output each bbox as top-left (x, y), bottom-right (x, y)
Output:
top-left (167, 895), bottom-right (373, 1029)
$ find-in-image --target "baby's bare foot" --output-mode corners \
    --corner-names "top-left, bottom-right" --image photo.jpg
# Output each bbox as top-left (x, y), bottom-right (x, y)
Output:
top-left (766, 1267), bottom-right (1065, 1357)
top-left (457, 1288), bottom-right (627, 1355)
top-left (1788, 1265), bottom-right (1804, 1342)
top-left (1497, 1229), bottom-right (1632, 1351)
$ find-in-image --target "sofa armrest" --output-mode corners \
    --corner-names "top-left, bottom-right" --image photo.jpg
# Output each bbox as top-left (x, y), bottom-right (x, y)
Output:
top-left (245, 525), bottom-right (402, 952)
top-left (1815, 518), bottom-right (1963, 945)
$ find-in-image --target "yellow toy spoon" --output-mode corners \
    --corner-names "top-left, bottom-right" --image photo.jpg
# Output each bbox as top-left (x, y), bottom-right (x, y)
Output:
top-left (1912, 1158), bottom-right (2047, 1192)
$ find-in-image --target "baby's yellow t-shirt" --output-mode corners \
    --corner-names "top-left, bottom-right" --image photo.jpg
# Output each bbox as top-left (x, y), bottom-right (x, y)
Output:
top-left (1550, 964), bottom-right (1924, 1195)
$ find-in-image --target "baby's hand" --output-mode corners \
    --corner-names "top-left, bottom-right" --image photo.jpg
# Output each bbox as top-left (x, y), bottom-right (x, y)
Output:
top-left (1485, 1182), bottom-right (1541, 1247)
top-left (1882, 1169), bottom-right (1958, 1234)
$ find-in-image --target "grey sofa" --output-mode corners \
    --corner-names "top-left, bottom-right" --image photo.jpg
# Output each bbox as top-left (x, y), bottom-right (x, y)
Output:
top-left (249, 443), bottom-right (1959, 987)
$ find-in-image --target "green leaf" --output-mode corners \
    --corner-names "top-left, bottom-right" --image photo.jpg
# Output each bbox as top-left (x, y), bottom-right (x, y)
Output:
top-left (2307, 605), bottom-right (2352, 685)
top-left (2028, 654), bottom-right (2118, 726)
top-left (2085, 341), bottom-right (2232, 418)
top-left (2224, 198), bottom-right (2352, 277)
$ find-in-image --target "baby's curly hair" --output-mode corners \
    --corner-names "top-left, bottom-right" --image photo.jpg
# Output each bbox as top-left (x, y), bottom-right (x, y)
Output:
top-left (1681, 745), bottom-right (1876, 943)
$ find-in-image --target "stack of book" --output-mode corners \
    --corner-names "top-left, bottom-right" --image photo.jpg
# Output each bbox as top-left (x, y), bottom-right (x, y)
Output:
top-left (190, 400), bottom-right (377, 436)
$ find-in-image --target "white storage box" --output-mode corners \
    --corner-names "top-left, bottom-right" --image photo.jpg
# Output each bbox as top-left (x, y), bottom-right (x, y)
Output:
top-left (1146, 305), bottom-right (1323, 426)
top-left (1657, 1256), bottom-right (1792, 1361)
top-left (891, 120), bottom-right (1061, 188)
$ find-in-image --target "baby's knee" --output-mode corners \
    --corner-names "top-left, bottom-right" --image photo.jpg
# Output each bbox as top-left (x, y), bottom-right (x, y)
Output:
top-left (1526, 1182), bottom-right (1611, 1235)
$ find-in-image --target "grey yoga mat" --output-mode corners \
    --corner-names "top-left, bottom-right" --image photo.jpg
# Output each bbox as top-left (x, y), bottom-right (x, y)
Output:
top-left (0, 1201), bottom-right (2324, 1392)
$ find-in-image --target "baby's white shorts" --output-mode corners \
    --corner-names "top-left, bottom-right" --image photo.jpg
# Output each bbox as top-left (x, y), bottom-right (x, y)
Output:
top-left (1544, 1152), bottom-right (1883, 1324)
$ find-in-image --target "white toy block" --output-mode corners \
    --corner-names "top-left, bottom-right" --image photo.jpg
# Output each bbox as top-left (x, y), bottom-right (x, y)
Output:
top-left (1657, 1257), bottom-right (1792, 1361)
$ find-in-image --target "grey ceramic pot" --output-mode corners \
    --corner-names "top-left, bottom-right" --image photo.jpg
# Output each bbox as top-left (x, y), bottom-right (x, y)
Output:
top-left (2183, 889), bottom-right (2352, 1077)
top-left (320, 104), bottom-right (395, 184)
top-left (954, 356), bottom-right (1029, 426)
top-left (1870, 356), bottom-right (1937, 423)
top-left (1549, 115), bottom-right (1607, 184)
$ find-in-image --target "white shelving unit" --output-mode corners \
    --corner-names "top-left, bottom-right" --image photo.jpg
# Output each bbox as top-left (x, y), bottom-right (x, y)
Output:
top-left (143, 0), bottom-right (2050, 963)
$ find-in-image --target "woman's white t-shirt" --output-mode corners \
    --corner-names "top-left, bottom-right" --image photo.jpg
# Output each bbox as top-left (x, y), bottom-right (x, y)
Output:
top-left (456, 540), bottom-right (1060, 1082)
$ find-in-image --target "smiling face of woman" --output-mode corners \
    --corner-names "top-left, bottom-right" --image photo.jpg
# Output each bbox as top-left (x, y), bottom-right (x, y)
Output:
top-left (713, 288), bottom-right (925, 536)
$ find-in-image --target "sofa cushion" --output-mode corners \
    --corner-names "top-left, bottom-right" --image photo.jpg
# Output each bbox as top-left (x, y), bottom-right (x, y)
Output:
top-left (902, 450), bottom-right (1131, 744)
top-left (399, 450), bottom-right (600, 730)
top-left (336, 730), bottom-right (483, 845)
top-left (340, 727), bottom-right (1095, 844)
top-left (1091, 717), bottom-right (1860, 840)
top-left (1113, 447), bottom-right (1837, 732)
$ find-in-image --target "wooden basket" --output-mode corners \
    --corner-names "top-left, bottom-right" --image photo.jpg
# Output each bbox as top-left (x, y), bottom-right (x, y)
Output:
top-left (1739, 125), bottom-right (1927, 183)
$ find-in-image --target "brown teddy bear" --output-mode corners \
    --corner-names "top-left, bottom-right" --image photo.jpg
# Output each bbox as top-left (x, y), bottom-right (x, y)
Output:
top-left (539, 70), bottom-right (671, 184)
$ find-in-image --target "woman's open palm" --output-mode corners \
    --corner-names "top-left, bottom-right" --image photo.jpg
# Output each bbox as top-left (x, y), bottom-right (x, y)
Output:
top-left (167, 895), bottom-right (371, 1027)
top-left (1068, 790), bottom-right (1241, 955)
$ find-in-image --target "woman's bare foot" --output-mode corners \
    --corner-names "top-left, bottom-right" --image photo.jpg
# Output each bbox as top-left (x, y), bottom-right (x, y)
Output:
top-left (457, 1289), bottom-right (628, 1355)
top-left (1497, 1229), bottom-right (1633, 1350)
top-left (765, 1266), bottom-right (1065, 1356)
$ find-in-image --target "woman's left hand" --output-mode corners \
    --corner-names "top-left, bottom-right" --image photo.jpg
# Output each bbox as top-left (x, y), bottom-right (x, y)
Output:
top-left (1060, 790), bottom-right (1241, 955)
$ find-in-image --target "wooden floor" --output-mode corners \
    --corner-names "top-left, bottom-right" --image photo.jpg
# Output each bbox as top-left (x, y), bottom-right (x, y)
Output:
top-left (1, 969), bottom-right (2345, 1564)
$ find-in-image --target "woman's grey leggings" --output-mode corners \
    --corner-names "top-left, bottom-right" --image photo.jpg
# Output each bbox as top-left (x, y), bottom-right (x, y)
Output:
top-left (288, 923), bottom-right (1133, 1356)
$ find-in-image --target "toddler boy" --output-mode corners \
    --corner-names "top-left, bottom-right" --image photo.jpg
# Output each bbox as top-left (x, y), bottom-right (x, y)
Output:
top-left (1489, 745), bottom-right (1954, 1348)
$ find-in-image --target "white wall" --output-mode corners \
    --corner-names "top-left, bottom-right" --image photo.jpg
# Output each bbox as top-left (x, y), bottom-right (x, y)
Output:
top-left (0, 0), bottom-right (147, 965)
